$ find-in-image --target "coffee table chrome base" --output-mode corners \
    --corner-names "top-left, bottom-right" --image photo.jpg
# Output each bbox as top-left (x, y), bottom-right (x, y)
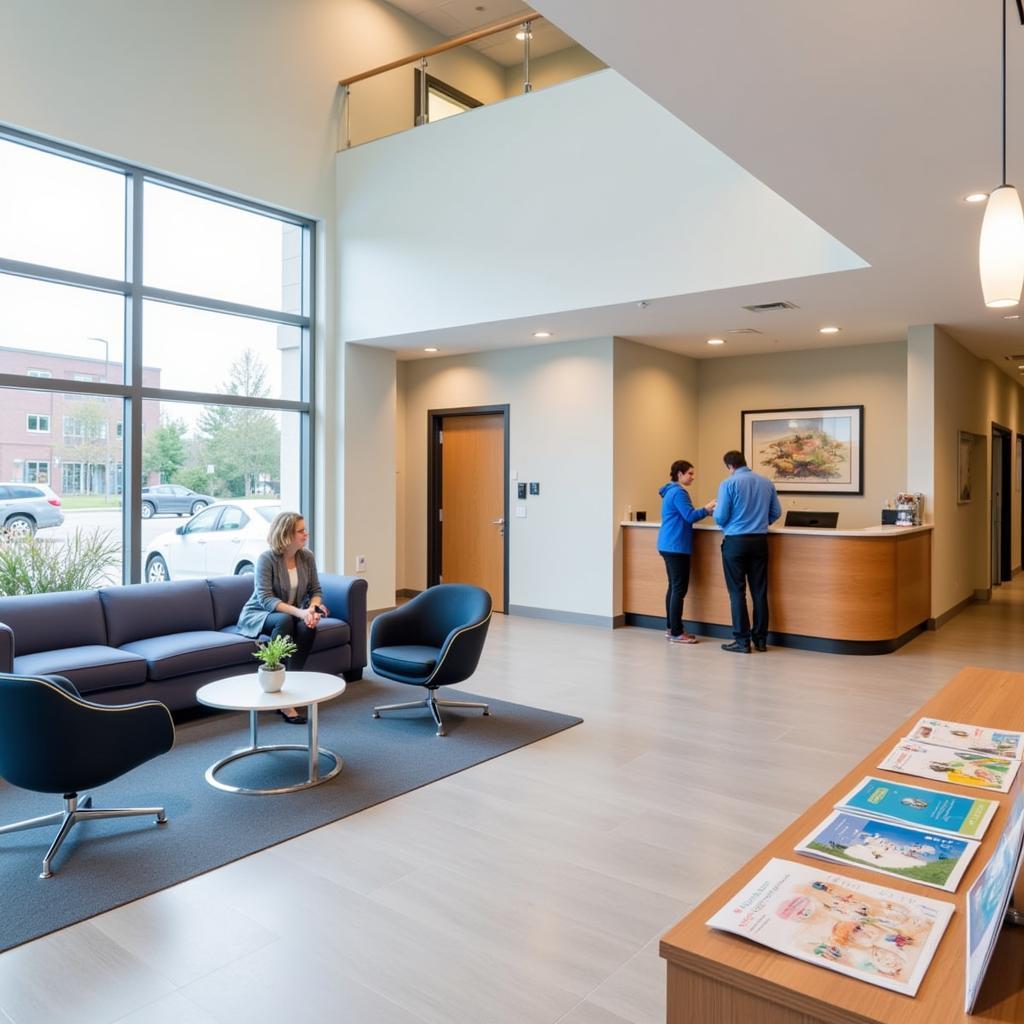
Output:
top-left (204, 706), bottom-right (342, 795)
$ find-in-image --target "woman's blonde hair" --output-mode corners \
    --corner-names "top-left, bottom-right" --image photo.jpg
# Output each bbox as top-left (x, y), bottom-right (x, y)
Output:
top-left (268, 511), bottom-right (304, 556)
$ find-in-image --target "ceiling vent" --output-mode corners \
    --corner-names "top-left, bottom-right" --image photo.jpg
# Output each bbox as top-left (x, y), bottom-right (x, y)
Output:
top-left (727, 328), bottom-right (763, 335)
top-left (741, 300), bottom-right (799, 312)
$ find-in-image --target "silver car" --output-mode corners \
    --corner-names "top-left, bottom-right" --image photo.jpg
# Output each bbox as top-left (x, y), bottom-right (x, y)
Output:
top-left (0, 483), bottom-right (66, 537)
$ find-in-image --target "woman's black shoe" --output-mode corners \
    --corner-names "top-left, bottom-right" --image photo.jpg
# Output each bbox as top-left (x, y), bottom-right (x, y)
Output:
top-left (276, 709), bottom-right (307, 724)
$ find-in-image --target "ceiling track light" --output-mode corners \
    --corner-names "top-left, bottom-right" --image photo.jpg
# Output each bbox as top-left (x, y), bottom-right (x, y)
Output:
top-left (979, 0), bottom-right (1024, 308)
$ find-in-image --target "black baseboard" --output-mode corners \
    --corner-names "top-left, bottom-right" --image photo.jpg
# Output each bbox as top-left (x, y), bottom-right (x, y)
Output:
top-left (623, 614), bottom-right (926, 656)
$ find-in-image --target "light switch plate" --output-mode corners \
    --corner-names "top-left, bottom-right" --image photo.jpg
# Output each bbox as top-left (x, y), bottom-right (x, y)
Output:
top-left (515, 505), bottom-right (527, 518)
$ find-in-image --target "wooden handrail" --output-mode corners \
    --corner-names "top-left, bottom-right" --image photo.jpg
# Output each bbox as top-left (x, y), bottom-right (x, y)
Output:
top-left (339, 11), bottom-right (543, 87)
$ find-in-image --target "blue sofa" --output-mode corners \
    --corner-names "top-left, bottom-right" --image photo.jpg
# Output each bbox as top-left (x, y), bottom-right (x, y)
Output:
top-left (0, 574), bottom-right (367, 712)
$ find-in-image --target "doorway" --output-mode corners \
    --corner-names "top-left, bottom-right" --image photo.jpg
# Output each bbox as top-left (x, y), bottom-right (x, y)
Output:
top-left (992, 422), bottom-right (1012, 586)
top-left (427, 405), bottom-right (509, 613)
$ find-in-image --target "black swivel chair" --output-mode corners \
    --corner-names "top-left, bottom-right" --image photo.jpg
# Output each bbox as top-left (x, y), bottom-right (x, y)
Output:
top-left (0, 673), bottom-right (175, 878)
top-left (371, 584), bottom-right (492, 737)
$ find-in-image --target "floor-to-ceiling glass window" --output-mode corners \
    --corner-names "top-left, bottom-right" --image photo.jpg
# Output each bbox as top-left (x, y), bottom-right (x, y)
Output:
top-left (0, 130), bottom-right (314, 591)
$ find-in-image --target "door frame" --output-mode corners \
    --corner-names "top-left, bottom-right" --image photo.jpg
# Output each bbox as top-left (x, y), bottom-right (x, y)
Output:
top-left (992, 421), bottom-right (1013, 584)
top-left (427, 404), bottom-right (510, 612)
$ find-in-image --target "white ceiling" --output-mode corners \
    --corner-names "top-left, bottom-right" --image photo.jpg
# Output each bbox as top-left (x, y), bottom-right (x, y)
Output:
top-left (386, 0), bottom-right (577, 65)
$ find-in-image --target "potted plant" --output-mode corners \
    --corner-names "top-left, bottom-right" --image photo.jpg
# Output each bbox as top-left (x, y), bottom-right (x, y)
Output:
top-left (253, 634), bottom-right (297, 693)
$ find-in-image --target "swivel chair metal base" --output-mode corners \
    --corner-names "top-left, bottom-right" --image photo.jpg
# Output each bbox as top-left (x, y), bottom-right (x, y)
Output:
top-left (0, 792), bottom-right (167, 878)
top-left (373, 690), bottom-right (490, 737)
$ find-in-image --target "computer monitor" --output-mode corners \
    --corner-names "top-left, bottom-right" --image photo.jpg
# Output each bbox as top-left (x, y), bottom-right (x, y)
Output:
top-left (784, 510), bottom-right (839, 529)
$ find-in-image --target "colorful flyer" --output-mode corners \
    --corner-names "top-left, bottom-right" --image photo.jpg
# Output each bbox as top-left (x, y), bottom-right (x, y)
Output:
top-left (795, 810), bottom-right (978, 892)
top-left (878, 741), bottom-right (1020, 793)
top-left (836, 776), bottom-right (998, 841)
top-left (707, 858), bottom-right (953, 997)
top-left (966, 790), bottom-right (1024, 1012)
top-left (905, 718), bottom-right (1024, 759)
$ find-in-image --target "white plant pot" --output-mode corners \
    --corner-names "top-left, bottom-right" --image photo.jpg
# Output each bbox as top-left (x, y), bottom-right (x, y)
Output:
top-left (257, 666), bottom-right (286, 693)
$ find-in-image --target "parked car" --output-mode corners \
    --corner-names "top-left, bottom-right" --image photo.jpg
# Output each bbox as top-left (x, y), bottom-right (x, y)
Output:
top-left (0, 483), bottom-right (65, 538)
top-left (140, 484), bottom-right (217, 519)
top-left (143, 501), bottom-right (281, 582)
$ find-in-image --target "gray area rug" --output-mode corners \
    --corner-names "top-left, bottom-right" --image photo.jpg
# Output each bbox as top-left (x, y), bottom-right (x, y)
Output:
top-left (0, 679), bottom-right (581, 952)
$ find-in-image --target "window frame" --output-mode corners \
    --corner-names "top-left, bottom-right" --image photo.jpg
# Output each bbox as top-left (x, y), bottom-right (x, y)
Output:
top-left (26, 413), bottom-right (50, 433)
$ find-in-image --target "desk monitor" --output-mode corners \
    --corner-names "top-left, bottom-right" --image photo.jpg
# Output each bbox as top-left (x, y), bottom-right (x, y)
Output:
top-left (784, 510), bottom-right (839, 529)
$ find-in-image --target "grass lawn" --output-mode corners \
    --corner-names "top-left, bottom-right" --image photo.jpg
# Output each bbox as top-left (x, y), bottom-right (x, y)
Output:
top-left (806, 842), bottom-right (956, 885)
top-left (60, 495), bottom-right (122, 510)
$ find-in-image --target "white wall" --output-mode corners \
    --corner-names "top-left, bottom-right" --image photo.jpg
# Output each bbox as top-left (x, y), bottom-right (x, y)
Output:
top-left (336, 68), bottom-right (867, 343)
top-left (399, 338), bottom-right (615, 619)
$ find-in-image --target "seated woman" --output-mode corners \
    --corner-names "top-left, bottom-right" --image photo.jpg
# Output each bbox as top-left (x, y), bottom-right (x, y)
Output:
top-left (237, 511), bottom-right (328, 724)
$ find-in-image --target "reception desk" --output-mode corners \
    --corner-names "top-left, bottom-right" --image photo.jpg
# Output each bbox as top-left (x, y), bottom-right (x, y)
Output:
top-left (622, 521), bottom-right (932, 654)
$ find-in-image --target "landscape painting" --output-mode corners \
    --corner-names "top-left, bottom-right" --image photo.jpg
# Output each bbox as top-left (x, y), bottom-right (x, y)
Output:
top-left (742, 406), bottom-right (864, 494)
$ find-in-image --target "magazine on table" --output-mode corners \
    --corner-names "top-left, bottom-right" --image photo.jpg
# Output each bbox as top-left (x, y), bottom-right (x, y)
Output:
top-left (836, 776), bottom-right (998, 841)
top-left (904, 718), bottom-right (1024, 760)
top-left (706, 857), bottom-right (954, 997)
top-left (878, 741), bottom-right (1020, 793)
top-left (965, 790), bottom-right (1024, 1012)
top-left (795, 810), bottom-right (978, 893)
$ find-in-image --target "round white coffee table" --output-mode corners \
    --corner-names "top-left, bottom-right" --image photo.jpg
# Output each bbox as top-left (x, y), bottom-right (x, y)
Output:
top-left (196, 671), bottom-right (346, 795)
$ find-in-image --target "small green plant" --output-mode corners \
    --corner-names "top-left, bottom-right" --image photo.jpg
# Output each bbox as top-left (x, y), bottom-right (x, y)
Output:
top-left (253, 634), bottom-right (297, 671)
top-left (0, 528), bottom-right (121, 596)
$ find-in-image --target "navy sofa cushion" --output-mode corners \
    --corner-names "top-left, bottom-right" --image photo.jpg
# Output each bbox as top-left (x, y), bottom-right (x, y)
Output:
top-left (311, 617), bottom-right (351, 651)
top-left (14, 645), bottom-right (147, 694)
top-left (371, 644), bottom-right (440, 678)
top-left (100, 580), bottom-right (215, 647)
top-left (0, 590), bottom-right (107, 656)
top-left (119, 630), bottom-right (258, 681)
top-left (208, 575), bottom-right (255, 630)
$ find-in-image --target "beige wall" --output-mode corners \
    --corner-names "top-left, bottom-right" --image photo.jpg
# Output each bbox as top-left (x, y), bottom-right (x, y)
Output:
top-left (697, 341), bottom-right (908, 529)
top-left (612, 339), bottom-right (699, 616)
top-left (399, 338), bottom-right (615, 620)
top-left (503, 44), bottom-right (605, 97)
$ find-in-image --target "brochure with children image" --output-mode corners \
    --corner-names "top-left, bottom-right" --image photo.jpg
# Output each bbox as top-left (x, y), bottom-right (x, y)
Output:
top-left (795, 810), bottom-right (978, 892)
top-left (706, 858), bottom-right (953, 997)
top-left (904, 718), bottom-right (1024, 760)
top-left (836, 776), bottom-right (998, 841)
top-left (878, 741), bottom-right (1020, 793)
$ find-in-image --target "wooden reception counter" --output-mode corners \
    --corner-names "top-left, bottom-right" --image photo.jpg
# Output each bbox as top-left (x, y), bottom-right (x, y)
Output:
top-left (622, 521), bottom-right (932, 654)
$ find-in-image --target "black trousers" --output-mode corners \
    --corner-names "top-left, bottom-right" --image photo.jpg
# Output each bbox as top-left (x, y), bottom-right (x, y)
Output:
top-left (263, 612), bottom-right (316, 671)
top-left (660, 551), bottom-right (691, 637)
top-left (721, 534), bottom-right (769, 643)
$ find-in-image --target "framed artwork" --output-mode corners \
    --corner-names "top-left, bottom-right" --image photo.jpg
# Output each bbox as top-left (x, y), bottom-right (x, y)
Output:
top-left (741, 406), bottom-right (864, 494)
top-left (958, 430), bottom-right (985, 504)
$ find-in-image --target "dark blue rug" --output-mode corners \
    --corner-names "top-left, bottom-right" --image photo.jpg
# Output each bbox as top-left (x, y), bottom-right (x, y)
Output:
top-left (0, 678), bottom-right (581, 951)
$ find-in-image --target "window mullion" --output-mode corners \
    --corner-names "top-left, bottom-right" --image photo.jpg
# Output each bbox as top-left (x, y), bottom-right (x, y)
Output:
top-left (124, 170), bottom-right (145, 584)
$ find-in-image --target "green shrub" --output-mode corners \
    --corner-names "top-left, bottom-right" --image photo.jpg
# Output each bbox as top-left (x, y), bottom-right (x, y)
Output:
top-left (0, 529), bottom-right (121, 596)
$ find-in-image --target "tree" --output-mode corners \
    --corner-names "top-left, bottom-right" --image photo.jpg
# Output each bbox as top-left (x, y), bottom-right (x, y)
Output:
top-left (142, 419), bottom-right (187, 482)
top-left (58, 397), bottom-right (117, 496)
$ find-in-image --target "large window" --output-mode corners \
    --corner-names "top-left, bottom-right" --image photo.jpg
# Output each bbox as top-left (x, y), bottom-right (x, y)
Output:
top-left (0, 129), bottom-right (314, 590)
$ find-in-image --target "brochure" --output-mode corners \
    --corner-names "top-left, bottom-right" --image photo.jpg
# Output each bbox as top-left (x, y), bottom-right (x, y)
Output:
top-left (795, 810), bottom-right (978, 892)
top-left (836, 776), bottom-right (998, 841)
top-left (905, 718), bottom-right (1024, 759)
top-left (878, 740), bottom-right (1020, 793)
top-left (707, 858), bottom-right (953, 997)
top-left (966, 790), bottom-right (1024, 1012)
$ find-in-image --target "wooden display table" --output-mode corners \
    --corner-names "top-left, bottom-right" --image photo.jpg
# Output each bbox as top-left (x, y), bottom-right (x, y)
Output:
top-left (660, 667), bottom-right (1024, 1022)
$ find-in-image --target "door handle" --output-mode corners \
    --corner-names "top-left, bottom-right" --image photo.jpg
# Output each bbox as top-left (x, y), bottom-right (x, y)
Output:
top-left (490, 518), bottom-right (505, 525)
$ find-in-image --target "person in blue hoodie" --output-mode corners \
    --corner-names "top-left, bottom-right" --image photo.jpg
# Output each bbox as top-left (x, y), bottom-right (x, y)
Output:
top-left (658, 460), bottom-right (716, 643)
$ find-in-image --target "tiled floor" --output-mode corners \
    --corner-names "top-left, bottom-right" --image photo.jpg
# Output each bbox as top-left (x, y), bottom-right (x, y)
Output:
top-left (2, 580), bottom-right (1023, 1024)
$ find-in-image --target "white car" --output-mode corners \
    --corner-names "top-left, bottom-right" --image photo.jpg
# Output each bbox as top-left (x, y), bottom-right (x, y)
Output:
top-left (143, 501), bottom-right (280, 583)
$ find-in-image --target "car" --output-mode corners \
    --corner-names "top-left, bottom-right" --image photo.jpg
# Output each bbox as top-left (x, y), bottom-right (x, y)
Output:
top-left (0, 483), bottom-right (65, 538)
top-left (143, 500), bottom-right (281, 582)
top-left (140, 484), bottom-right (217, 519)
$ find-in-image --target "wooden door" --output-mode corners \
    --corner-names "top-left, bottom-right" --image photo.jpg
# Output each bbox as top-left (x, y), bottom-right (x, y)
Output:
top-left (441, 414), bottom-right (505, 611)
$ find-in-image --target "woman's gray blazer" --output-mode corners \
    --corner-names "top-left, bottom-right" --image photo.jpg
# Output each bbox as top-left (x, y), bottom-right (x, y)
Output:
top-left (237, 548), bottom-right (323, 638)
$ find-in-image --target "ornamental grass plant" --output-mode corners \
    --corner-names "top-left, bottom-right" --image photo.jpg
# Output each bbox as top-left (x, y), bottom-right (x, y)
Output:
top-left (0, 528), bottom-right (121, 596)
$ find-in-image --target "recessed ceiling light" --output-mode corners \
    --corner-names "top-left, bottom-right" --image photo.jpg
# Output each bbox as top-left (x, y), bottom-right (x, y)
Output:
top-left (964, 192), bottom-right (990, 204)
top-left (423, 347), bottom-right (438, 352)
top-left (515, 30), bottom-right (533, 40)
top-left (533, 330), bottom-right (552, 338)
top-left (1005, 314), bottom-right (1022, 320)
top-left (707, 338), bottom-right (725, 346)
top-left (818, 326), bottom-right (841, 334)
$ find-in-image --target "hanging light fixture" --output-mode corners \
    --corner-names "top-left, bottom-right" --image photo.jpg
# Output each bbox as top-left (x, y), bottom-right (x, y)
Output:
top-left (979, 0), bottom-right (1024, 307)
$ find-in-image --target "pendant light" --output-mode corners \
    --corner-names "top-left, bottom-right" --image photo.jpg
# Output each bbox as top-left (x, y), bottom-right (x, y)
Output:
top-left (980, 0), bottom-right (1024, 307)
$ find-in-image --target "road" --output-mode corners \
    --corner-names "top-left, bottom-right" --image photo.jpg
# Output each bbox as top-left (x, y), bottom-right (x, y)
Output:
top-left (50, 509), bottom-right (179, 549)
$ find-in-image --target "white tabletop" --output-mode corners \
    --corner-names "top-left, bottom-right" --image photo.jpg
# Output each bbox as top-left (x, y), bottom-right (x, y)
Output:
top-left (196, 671), bottom-right (346, 712)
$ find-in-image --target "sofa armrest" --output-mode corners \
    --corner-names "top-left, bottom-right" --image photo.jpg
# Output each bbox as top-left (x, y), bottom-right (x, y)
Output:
top-left (0, 623), bottom-right (12, 673)
top-left (320, 574), bottom-right (368, 670)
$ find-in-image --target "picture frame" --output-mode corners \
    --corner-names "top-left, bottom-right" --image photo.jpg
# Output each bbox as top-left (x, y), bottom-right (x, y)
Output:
top-left (741, 405), bottom-right (864, 494)
top-left (958, 430), bottom-right (985, 504)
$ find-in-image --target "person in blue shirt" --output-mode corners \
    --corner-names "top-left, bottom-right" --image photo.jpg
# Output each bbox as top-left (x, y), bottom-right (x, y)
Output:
top-left (657, 460), bottom-right (716, 643)
top-left (713, 450), bottom-right (782, 653)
